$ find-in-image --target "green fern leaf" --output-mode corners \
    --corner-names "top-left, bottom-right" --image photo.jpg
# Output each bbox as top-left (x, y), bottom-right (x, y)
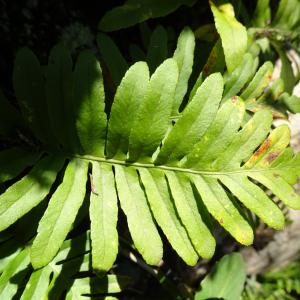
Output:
top-left (0, 155), bottom-right (64, 231)
top-left (190, 39), bottom-right (225, 102)
top-left (115, 165), bottom-right (163, 265)
top-left (67, 275), bottom-right (132, 297)
top-left (13, 48), bottom-right (56, 147)
top-left (272, 42), bottom-right (296, 94)
top-left (240, 61), bottom-right (273, 101)
top-left (191, 174), bottom-right (253, 245)
top-left (273, 0), bottom-right (300, 30)
top-left (223, 53), bottom-right (258, 100)
top-left (172, 26), bottom-right (195, 113)
top-left (221, 51), bottom-right (290, 116)
top-left (218, 175), bottom-right (284, 230)
top-left (252, 0), bottom-right (271, 27)
top-left (0, 238), bottom-right (21, 273)
top-left (20, 266), bottom-right (52, 300)
top-left (46, 44), bottom-right (77, 152)
top-left (90, 162), bottom-right (119, 273)
top-left (97, 33), bottom-right (128, 86)
top-left (0, 232), bottom-right (131, 299)
top-left (73, 50), bottom-right (107, 156)
top-left (214, 110), bottom-right (273, 170)
top-left (210, 3), bottom-right (247, 73)
top-left (106, 61), bottom-right (149, 159)
top-left (0, 247), bottom-right (30, 299)
top-left (1, 32), bottom-right (300, 272)
top-left (98, 0), bottom-right (196, 32)
top-left (165, 171), bottom-right (215, 258)
top-left (139, 168), bottom-right (198, 265)
top-left (0, 147), bottom-right (40, 183)
top-left (146, 25), bottom-right (168, 74)
top-left (244, 126), bottom-right (300, 210)
top-left (30, 159), bottom-right (88, 268)
top-left (279, 93), bottom-right (300, 113)
top-left (156, 72), bottom-right (223, 164)
top-left (183, 98), bottom-right (245, 169)
top-left (128, 58), bottom-right (178, 161)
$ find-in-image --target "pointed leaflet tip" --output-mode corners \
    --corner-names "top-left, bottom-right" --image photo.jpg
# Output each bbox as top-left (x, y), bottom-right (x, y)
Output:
top-left (210, 3), bottom-right (247, 73)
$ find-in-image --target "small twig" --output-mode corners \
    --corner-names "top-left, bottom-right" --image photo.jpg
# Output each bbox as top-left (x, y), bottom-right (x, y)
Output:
top-left (89, 173), bottom-right (98, 196)
top-left (120, 248), bottom-right (158, 277)
top-left (250, 27), bottom-right (300, 45)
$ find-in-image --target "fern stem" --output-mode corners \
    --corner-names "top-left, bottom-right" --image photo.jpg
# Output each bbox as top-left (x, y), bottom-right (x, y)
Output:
top-left (71, 154), bottom-right (292, 176)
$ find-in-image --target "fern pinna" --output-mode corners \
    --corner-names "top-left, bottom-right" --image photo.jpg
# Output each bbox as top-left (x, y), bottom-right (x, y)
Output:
top-left (0, 27), bottom-right (300, 298)
top-left (0, 230), bottom-right (131, 299)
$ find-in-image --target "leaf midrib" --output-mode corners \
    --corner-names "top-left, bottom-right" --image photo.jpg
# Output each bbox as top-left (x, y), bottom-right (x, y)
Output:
top-left (71, 153), bottom-right (295, 176)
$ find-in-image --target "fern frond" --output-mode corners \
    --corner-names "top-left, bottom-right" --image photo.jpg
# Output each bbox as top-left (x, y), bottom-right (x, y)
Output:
top-left (1, 29), bottom-right (299, 272)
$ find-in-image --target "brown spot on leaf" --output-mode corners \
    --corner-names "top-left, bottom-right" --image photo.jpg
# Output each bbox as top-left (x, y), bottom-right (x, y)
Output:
top-left (219, 218), bottom-right (224, 224)
top-left (266, 152), bottom-right (279, 163)
top-left (273, 173), bottom-right (280, 178)
top-left (248, 107), bottom-right (259, 113)
top-left (203, 64), bottom-right (210, 76)
top-left (272, 111), bottom-right (287, 119)
top-left (203, 52), bottom-right (217, 76)
top-left (253, 138), bottom-right (271, 157)
top-left (231, 96), bottom-right (238, 103)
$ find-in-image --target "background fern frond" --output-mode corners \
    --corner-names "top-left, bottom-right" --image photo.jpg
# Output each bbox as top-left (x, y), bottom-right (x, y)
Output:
top-left (0, 231), bottom-right (132, 299)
